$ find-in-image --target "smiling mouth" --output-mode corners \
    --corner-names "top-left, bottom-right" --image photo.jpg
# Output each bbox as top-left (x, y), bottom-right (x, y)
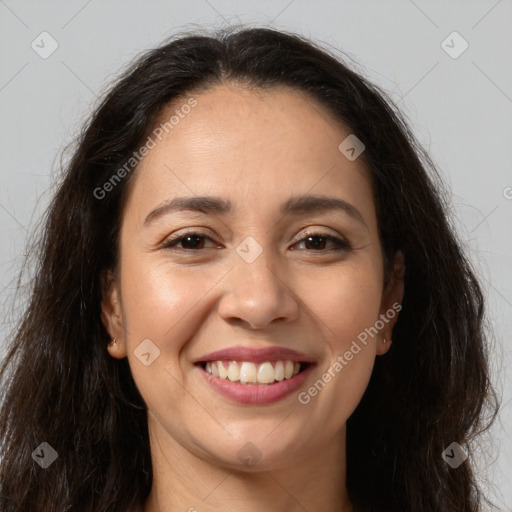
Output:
top-left (197, 360), bottom-right (312, 386)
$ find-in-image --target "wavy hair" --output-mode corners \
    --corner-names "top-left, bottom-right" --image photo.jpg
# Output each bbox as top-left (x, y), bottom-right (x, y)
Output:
top-left (0, 26), bottom-right (499, 512)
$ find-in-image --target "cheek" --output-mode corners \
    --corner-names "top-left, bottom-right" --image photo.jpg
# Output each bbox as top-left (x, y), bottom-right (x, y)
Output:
top-left (120, 257), bottom-right (224, 349)
top-left (118, 259), bottom-right (224, 417)
top-left (304, 260), bottom-right (383, 349)
top-left (295, 262), bottom-right (382, 424)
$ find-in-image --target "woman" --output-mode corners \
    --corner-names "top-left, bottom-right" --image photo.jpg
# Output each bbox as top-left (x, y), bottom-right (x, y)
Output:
top-left (0, 26), bottom-right (499, 512)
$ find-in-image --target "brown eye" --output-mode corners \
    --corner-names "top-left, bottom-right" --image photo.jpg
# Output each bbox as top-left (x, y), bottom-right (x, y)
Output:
top-left (162, 232), bottom-right (220, 251)
top-left (292, 232), bottom-right (351, 252)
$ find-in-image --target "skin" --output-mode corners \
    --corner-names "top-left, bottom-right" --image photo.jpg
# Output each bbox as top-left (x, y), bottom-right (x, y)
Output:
top-left (102, 83), bottom-right (404, 512)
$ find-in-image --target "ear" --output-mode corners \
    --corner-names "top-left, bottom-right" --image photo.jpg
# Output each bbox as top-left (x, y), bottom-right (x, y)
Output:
top-left (100, 269), bottom-right (127, 359)
top-left (376, 251), bottom-right (405, 355)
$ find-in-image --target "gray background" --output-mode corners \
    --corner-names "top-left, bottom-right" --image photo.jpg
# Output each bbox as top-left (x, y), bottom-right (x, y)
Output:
top-left (1, 0), bottom-right (511, 508)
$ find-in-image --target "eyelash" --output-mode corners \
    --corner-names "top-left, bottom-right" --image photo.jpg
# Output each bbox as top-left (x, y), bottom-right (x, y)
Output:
top-left (161, 230), bottom-right (351, 253)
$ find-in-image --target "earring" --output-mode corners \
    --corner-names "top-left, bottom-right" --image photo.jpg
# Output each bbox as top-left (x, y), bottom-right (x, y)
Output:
top-left (110, 338), bottom-right (118, 346)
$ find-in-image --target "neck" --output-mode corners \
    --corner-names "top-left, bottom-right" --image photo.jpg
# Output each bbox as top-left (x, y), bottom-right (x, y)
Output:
top-left (143, 415), bottom-right (353, 512)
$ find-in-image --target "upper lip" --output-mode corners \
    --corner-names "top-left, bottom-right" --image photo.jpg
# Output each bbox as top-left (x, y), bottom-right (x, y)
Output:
top-left (194, 346), bottom-right (317, 364)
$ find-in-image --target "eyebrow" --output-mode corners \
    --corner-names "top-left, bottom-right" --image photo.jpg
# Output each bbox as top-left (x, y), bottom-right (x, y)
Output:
top-left (143, 194), bottom-right (366, 227)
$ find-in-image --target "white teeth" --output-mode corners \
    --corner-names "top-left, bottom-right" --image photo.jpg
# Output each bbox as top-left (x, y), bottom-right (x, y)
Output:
top-left (257, 362), bottom-right (275, 384)
top-left (205, 360), bottom-right (303, 385)
top-left (227, 361), bottom-right (239, 382)
top-left (218, 361), bottom-right (228, 379)
top-left (284, 360), bottom-right (294, 379)
top-left (274, 360), bottom-right (284, 381)
top-left (239, 362), bottom-right (257, 384)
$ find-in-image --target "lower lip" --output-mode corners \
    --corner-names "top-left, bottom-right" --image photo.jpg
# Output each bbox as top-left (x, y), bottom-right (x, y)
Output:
top-left (197, 364), bottom-right (315, 404)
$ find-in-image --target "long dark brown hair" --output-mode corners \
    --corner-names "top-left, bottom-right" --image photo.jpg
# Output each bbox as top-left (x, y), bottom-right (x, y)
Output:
top-left (0, 26), bottom-right (499, 512)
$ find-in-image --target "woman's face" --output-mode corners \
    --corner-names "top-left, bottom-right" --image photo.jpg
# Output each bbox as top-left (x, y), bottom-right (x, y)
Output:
top-left (103, 84), bottom-right (403, 471)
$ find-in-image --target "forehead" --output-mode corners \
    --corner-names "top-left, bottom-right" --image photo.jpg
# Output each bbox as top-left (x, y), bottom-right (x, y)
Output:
top-left (124, 83), bottom-right (375, 224)
top-left (156, 83), bottom-right (353, 161)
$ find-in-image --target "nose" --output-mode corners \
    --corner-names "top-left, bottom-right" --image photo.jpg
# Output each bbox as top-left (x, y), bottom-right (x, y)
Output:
top-left (217, 247), bottom-right (300, 330)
